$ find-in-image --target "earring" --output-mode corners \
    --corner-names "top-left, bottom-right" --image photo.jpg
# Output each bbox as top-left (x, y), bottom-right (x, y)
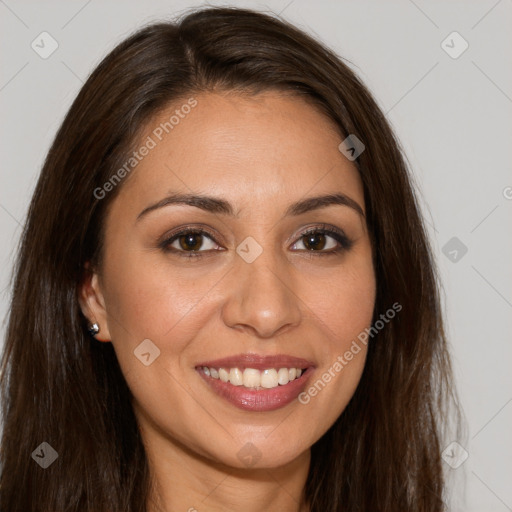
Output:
top-left (88, 322), bottom-right (100, 336)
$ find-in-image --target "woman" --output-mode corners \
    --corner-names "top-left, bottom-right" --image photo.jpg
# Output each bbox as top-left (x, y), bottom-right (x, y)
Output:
top-left (0, 6), bottom-right (460, 511)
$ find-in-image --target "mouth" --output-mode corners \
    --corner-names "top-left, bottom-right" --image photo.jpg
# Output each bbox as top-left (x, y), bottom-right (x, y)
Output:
top-left (195, 353), bottom-right (314, 412)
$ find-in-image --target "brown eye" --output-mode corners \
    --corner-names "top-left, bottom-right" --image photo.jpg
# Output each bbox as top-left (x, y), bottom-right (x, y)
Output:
top-left (292, 230), bottom-right (338, 252)
top-left (178, 233), bottom-right (204, 251)
top-left (160, 228), bottom-right (221, 257)
top-left (302, 232), bottom-right (328, 251)
top-left (290, 226), bottom-right (353, 254)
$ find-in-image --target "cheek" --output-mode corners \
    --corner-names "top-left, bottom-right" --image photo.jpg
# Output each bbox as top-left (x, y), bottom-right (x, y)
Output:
top-left (304, 256), bottom-right (376, 351)
top-left (103, 249), bottom-right (209, 334)
top-left (294, 255), bottom-right (375, 421)
top-left (100, 250), bottom-right (213, 375)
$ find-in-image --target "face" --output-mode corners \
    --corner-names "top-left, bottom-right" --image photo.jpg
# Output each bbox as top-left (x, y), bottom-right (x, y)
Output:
top-left (80, 90), bottom-right (376, 470)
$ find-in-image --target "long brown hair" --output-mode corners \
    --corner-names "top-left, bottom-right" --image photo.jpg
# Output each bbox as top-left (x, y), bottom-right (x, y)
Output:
top-left (0, 6), bottom-right (460, 511)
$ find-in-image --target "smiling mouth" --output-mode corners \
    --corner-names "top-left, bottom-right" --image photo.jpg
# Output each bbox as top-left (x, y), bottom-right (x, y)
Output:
top-left (198, 366), bottom-right (305, 390)
top-left (194, 353), bottom-right (314, 411)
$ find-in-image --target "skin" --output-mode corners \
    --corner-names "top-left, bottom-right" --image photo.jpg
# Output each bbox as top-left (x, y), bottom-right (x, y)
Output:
top-left (80, 90), bottom-right (376, 512)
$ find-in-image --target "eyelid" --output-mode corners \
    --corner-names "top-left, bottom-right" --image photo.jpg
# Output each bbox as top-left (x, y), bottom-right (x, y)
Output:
top-left (158, 225), bottom-right (223, 247)
top-left (158, 225), bottom-right (223, 258)
top-left (289, 224), bottom-right (353, 253)
top-left (159, 223), bottom-right (353, 257)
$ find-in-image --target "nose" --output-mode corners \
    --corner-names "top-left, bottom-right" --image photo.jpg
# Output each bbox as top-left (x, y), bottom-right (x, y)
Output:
top-left (221, 250), bottom-right (302, 339)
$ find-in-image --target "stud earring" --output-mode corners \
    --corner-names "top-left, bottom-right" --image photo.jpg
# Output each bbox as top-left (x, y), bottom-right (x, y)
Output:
top-left (88, 322), bottom-right (100, 336)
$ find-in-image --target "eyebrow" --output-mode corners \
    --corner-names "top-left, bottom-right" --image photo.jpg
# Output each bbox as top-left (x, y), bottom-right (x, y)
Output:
top-left (136, 191), bottom-right (365, 221)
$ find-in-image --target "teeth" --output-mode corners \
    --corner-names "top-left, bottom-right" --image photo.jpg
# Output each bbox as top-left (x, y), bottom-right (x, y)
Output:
top-left (243, 368), bottom-right (260, 388)
top-left (261, 369), bottom-right (278, 388)
top-left (219, 368), bottom-right (229, 383)
top-left (229, 368), bottom-right (243, 386)
top-left (202, 366), bottom-right (305, 389)
top-left (277, 368), bottom-right (289, 385)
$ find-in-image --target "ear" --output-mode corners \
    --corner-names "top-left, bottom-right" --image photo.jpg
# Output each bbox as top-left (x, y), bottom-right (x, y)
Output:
top-left (78, 264), bottom-right (112, 342)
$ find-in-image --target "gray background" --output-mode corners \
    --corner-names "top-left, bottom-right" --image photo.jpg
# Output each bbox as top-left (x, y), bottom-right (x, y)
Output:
top-left (1, 0), bottom-right (511, 510)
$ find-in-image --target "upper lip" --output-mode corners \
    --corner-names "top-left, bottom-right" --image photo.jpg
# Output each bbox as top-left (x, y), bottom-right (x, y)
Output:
top-left (196, 353), bottom-right (315, 371)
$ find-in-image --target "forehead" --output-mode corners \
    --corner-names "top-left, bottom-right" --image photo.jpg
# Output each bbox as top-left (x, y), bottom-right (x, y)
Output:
top-left (114, 90), bottom-right (364, 217)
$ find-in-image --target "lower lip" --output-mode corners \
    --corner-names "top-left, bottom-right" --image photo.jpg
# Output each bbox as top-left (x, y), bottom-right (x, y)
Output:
top-left (197, 368), bottom-right (313, 412)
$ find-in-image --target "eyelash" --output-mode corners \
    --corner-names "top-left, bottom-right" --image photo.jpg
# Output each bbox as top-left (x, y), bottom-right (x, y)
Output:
top-left (159, 224), bottom-right (353, 260)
